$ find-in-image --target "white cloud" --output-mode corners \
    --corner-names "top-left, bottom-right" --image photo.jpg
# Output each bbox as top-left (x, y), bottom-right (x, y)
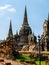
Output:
top-left (8, 8), bottom-right (16, 12)
top-left (0, 4), bottom-right (16, 12)
top-left (0, 4), bottom-right (11, 10)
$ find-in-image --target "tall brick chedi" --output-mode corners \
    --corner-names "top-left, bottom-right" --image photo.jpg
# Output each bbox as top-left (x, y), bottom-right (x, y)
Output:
top-left (19, 7), bottom-right (32, 43)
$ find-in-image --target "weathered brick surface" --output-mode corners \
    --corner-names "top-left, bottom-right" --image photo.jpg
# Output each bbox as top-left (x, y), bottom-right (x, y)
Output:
top-left (0, 58), bottom-right (36, 65)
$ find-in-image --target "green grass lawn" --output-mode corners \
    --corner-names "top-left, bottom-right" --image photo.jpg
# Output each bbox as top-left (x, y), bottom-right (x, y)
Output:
top-left (16, 55), bottom-right (46, 65)
top-left (36, 61), bottom-right (45, 65)
top-left (16, 55), bottom-right (31, 61)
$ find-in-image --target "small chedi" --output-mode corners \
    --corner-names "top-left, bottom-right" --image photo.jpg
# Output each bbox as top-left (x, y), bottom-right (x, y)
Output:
top-left (40, 14), bottom-right (49, 51)
top-left (34, 14), bottom-right (49, 52)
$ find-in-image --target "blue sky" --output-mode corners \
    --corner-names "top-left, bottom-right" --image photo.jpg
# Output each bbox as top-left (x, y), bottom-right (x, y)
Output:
top-left (0, 0), bottom-right (49, 40)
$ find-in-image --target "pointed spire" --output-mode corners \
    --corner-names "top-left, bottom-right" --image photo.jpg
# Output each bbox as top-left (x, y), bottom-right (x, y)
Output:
top-left (48, 13), bottom-right (49, 21)
top-left (8, 20), bottom-right (13, 38)
top-left (22, 6), bottom-right (29, 26)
